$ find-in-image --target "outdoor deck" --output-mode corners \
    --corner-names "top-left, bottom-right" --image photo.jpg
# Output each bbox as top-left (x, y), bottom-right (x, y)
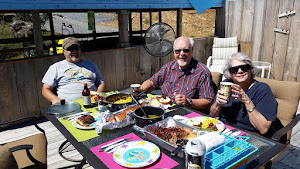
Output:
top-left (1, 116), bottom-right (300, 169)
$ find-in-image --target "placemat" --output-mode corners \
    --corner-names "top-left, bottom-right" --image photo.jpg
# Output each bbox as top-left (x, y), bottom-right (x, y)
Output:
top-left (90, 133), bottom-right (179, 169)
top-left (57, 91), bottom-right (120, 142)
top-left (184, 112), bottom-right (246, 136)
top-left (58, 113), bottom-right (110, 142)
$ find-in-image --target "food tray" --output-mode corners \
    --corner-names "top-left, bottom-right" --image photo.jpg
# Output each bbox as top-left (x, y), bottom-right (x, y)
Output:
top-left (204, 133), bottom-right (258, 169)
top-left (142, 117), bottom-right (207, 158)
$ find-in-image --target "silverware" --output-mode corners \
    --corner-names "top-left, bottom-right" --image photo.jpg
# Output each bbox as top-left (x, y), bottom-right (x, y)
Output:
top-left (98, 137), bottom-right (132, 152)
top-left (105, 141), bottom-right (128, 153)
top-left (222, 128), bottom-right (238, 136)
top-left (229, 130), bottom-right (241, 136)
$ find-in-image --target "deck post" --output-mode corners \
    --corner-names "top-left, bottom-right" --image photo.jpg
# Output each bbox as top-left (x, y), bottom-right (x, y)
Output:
top-left (117, 10), bottom-right (130, 47)
top-left (31, 10), bottom-right (44, 56)
top-left (177, 8), bottom-right (183, 37)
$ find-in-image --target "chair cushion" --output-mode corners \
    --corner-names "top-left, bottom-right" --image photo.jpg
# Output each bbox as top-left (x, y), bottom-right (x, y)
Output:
top-left (0, 145), bottom-right (18, 169)
top-left (211, 72), bottom-right (222, 88)
top-left (212, 47), bottom-right (238, 59)
top-left (208, 64), bottom-right (225, 74)
top-left (256, 77), bottom-right (300, 140)
top-left (213, 37), bottom-right (238, 48)
top-left (4, 133), bottom-right (47, 169)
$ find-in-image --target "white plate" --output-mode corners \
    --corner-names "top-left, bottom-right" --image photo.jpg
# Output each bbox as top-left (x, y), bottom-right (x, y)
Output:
top-left (113, 141), bottom-right (160, 168)
top-left (72, 116), bottom-right (99, 130)
top-left (185, 116), bottom-right (225, 132)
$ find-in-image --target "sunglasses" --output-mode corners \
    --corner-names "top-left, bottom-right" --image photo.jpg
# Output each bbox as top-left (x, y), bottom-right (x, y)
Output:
top-left (229, 64), bottom-right (252, 74)
top-left (65, 45), bottom-right (80, 51)
top-left (175, 48), bottom-right (190, 54)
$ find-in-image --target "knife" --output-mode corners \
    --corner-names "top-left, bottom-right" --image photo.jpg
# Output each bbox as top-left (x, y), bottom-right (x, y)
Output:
top-left (98, 137), bottom-right (132, 152)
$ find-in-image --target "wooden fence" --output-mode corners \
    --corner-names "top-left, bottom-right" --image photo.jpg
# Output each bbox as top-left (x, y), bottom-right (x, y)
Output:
top-left (0, 37), bottom-right (213, 122)
top-left (224, 0), bottom-right (300, 81)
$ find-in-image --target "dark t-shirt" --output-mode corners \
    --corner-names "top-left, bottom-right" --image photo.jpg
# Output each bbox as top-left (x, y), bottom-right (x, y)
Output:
top-left (217, 80), bottom-right (278, 138)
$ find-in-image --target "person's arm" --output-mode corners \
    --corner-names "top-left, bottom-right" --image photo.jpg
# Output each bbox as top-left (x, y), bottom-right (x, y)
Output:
top-left (231, 84), bottom-right (272, 135)
top-left (140, 80), bottom-right (154, 92)
top-left (42, 84), bottom-right (61, 104)
top-left (97, 82), bottom-right (105, 93)
top-left (210, 90), bottom-right (227, 117)
top-left (173, 93), bottom-right (212, 110)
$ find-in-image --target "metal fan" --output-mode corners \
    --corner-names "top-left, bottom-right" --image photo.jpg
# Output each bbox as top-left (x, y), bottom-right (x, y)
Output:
top-left (144, 22), bottom-right (176, 67)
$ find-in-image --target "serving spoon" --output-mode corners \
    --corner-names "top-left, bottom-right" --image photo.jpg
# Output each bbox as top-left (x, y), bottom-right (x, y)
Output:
top-left (131, 94), bottom-right (148, 118)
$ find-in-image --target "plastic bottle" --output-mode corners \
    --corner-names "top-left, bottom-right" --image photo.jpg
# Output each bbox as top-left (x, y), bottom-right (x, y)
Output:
top-left (82, 83), bottom-right (92, 108)
top-left (185, 139), bottom-right (206, 169)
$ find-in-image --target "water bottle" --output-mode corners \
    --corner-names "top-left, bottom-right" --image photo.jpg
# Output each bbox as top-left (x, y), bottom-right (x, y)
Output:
top-left (185, 139), bottom-right (206, 169)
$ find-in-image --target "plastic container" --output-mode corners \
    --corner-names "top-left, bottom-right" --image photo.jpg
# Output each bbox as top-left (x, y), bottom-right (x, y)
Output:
top-left (204, 133), bottom-right (258, 169)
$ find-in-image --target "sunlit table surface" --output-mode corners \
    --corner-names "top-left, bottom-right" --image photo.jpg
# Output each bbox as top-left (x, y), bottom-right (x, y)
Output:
top-left (42, 88), bottom-right (285, 169)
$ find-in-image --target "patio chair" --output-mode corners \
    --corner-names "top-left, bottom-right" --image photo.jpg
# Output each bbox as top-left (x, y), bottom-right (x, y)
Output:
top-left (0, 116), bottom-right (47, 169)
top-left (211, 71), bottom-right (222, 94)
top-left (255, 77), bottom-right (300, 168)
top-left (206, 37), bottom-right (239, 74)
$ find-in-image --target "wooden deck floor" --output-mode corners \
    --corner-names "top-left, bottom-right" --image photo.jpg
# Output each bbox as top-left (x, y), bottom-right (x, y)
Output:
top-left (1, 117), bottom-right (300, 169)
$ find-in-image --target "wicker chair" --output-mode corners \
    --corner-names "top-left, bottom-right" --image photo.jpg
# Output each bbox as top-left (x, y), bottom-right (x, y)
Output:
top-left (0, 116), bottom-right (47, 169)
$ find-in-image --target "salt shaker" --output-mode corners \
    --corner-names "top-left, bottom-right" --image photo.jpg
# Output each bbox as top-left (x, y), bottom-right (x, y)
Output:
top-left (185, 139), bottom-right (206, 169)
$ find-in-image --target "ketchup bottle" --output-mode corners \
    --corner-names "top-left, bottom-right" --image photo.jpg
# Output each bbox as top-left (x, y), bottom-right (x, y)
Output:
top-left (82, 83), bottom-right (92, 108)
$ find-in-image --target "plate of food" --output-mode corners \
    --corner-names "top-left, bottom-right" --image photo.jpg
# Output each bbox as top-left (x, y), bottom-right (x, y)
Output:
top-left (184, 116), bottom-right (225, 132)
top-left (72, 114), bottom-right (99, 130)
top-left (113, 141), bottom-right (160, 168)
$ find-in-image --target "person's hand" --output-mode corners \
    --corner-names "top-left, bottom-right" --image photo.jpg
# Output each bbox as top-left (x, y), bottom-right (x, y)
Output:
top-left (231, 84), bottom-right (249, 103)
top-left (51, 98), bottom-right (61, 105)
top-left (173, 92), bottom-right (188, 105)
top-left (215, 90), bottom-right (228, 105)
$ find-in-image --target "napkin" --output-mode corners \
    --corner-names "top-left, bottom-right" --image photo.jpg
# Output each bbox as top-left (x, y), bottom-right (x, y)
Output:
top-left (90, 133), bottom-right (179, 169)
top-left (196, 131), bottom-right (225, 152)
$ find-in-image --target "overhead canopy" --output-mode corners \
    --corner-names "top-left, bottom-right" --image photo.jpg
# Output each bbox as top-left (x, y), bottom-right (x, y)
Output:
top-left (0, 0), bottom-right (223, 14)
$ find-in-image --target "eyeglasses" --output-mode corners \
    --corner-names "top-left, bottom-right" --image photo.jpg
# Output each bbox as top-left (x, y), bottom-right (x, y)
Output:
top-left (175, 48), bottom-right (190, 54)
top-left (65, 45), bottom-right (80, 51)
top-left (229, 64), bottom-right (252, 74)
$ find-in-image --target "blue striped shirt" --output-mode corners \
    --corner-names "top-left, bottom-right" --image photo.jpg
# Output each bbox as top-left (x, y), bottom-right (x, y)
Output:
top-left (149, 57), bottom-right (215, 101)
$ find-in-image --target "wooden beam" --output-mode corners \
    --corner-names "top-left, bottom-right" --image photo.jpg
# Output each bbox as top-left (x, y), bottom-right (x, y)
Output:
top-left (214, 7), bottom-right (225, 37)
top-left (48, 11), bottom-right (57, 55)
top-left (176, 8), bottom-right (183, 37)
top-left (117, 10), bottom-right (130, 47)
top-left (31, 10), bottom-right (44, 57)
top-left (140, 12), bottom-right (143, 37)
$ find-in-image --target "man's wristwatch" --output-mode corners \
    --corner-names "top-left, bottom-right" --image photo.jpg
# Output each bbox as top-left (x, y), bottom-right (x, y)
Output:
top-left (186, 99), bottom-right (193, 107)
top-left (247, 107), bottom-right (255, 112)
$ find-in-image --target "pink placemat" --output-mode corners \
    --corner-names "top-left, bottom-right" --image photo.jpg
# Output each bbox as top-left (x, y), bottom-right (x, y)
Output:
top-left (90, 133), bottom-right (179, 169)
top-left (184, 112), bottom-right (246, 136)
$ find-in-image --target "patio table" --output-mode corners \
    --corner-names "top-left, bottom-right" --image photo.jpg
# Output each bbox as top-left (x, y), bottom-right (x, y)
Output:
top-left (41, 88), bottom-right (285, 169)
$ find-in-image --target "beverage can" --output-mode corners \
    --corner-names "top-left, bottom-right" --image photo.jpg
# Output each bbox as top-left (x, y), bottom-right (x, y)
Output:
top-left (220, 82), bottom-right (233, 102)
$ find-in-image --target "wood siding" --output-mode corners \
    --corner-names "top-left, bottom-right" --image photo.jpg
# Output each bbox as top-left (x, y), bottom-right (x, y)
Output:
top-left (224, 0), bottom-right (300, 81)
top-left (0, 37), bottom-right (213, 122)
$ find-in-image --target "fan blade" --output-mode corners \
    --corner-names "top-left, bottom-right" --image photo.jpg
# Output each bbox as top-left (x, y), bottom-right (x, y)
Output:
top-left (161, 28), bottom-right (171, 37)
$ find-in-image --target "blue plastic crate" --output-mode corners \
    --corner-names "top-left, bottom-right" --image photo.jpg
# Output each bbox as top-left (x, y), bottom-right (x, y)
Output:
top-left (204, 133), bottom-right (258, 169)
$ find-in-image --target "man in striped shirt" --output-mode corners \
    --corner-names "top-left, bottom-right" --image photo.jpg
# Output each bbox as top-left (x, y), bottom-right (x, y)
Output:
top-left (141, 36), bottom-right (215, 111)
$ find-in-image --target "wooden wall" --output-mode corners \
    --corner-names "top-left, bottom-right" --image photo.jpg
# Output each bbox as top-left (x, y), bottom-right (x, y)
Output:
top-left (0, 37), bottom-right (213, 122)
top-left (224, 0), bottom-right (300, 81)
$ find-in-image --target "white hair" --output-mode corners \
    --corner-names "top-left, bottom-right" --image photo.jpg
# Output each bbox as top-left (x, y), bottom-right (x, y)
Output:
top-left (173, 36), bottom-right (194, 49)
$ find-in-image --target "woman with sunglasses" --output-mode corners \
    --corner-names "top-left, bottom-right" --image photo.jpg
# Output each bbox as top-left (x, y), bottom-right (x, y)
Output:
top-left (210, 52), bottom-right (278, 138)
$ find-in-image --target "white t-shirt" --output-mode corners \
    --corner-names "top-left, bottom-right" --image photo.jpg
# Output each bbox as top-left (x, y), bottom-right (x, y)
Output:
top-left (42, 59), bottom-right (105, 102)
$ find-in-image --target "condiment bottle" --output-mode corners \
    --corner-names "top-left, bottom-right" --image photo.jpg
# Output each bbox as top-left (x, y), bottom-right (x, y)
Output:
top-left (185, 139), bottom-right (206, 169)
top-left (82, 83), bottom-right (92, 108)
